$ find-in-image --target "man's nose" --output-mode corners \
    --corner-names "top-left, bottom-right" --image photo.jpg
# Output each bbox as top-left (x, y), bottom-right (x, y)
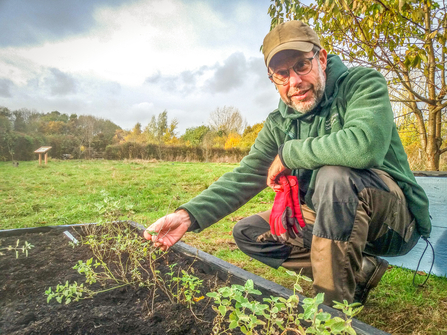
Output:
top-left (288, 69), bottom-right (302, 86)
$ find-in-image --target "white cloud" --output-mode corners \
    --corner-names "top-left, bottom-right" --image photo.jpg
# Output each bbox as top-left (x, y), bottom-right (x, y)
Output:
top-left (0, 0), bottom-right (279, 134)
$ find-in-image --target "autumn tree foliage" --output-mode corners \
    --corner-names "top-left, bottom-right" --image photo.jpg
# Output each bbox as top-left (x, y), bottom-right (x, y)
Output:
top-left (0, 104), bottom-right (263, 162)
top-left (0, 107), bottom-right (120, 160)
top-left (268, 0), bottom-right (447, 170)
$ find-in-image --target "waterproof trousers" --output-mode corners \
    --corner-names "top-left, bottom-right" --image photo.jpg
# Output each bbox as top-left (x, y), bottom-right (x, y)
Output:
top-left (233, 166), bottom-right (420, 305)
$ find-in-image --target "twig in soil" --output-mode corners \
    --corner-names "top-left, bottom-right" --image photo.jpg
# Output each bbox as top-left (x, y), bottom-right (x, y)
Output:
top-left (151, 289), bottom-right (157, 315)
top-left (199, 274), bottom-right (220, 314)
top-left (189, 306), bottom-right (210, 323)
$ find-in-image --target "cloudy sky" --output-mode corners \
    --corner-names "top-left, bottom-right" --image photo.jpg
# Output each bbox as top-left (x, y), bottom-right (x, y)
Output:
top-left (0, 0), bottom-right (284, 133)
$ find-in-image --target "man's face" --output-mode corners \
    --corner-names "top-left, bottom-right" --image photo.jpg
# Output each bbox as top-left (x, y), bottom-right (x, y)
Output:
top-left (269, 49), bottom-right (328, 113)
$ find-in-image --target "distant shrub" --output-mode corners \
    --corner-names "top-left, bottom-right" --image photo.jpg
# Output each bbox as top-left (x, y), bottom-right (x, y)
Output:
top-left (104, 143), bottom-right (249, 163)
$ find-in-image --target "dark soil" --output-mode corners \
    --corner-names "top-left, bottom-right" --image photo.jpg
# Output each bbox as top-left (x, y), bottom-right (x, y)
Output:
top-left (0, 226), bottom-right (235, 335)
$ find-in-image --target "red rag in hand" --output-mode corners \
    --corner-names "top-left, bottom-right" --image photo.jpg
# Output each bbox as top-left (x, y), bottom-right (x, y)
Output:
top-left (269, 175), bottom-right (306, 242)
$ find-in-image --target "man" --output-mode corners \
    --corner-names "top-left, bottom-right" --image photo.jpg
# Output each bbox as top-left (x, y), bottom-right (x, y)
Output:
top-left (144, 20), bottom-right (431, 306)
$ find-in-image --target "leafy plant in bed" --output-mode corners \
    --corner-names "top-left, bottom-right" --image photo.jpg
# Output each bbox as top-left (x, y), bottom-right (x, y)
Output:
top-left (50, 221), bottom-right (362, 334)
top-left (43, 221), bottom-right (362, 335)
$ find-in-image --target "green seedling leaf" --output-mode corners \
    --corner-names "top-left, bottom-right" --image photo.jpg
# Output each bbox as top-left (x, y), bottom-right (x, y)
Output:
top-left (206, 292), bottom-right (218, 298)
top-left (345, 325), bottom-right (357, 335)
top-left (229, 320), bottom-right (238, 329)
top-left (219, 305), bottom-right (227, 317)
top-left (315, 292), bottom-right (325, 305)
top-left (248, 289), bottom-right (262, 295)
top-left (316, 312), bottom-right (331, 322)
top-left (286, 270), bottom-right (297, 276)
top-left (331, 320), bottom-right (348, 333)
top-left (244, 279), bottom-right (254, 290)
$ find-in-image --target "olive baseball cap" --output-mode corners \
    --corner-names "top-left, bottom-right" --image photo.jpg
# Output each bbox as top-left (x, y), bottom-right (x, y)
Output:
top-left (263, 20), bottom-right (321, 67)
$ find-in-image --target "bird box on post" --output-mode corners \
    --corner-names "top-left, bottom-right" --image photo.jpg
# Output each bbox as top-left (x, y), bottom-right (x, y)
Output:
top-left (34, 146), bottom-right (52, 165)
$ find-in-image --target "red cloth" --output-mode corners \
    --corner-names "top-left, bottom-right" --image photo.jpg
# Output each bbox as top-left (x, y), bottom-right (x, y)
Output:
top-left (269, 175), bottom-right (305, 242)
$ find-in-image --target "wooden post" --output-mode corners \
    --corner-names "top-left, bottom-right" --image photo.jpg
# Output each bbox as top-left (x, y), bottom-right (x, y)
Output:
top-left (38, 153), bottom-right (42, 165)
top-left (44, 152), bottom-right (48, 165)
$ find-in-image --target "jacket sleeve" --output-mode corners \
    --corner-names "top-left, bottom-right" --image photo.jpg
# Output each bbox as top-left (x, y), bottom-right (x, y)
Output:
top-left (178, 119), bottom-right (281, 232)
top-left (281, 68), bottom-right (394, 170)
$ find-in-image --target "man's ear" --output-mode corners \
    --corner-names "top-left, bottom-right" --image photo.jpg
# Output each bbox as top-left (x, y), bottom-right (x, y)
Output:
top-left (319, 49), bottom-right (328, 72)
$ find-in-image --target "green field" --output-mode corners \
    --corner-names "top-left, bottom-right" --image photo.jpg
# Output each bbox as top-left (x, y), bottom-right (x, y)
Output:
top-left (1, 159), bottom-right (446, 334)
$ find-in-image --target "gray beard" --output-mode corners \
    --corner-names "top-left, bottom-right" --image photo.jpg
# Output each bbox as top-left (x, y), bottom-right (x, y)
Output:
top-left (285, 63), bottom-right (326, 114)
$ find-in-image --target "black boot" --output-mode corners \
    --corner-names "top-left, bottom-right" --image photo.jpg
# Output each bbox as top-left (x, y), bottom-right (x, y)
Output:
top-left (354, 256), bottom-right (389, 305)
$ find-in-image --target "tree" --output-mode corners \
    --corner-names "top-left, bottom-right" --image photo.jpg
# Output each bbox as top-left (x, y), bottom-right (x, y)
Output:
top-left (124, 122), bottom-right (145, 143)
top-left (268, 0), bottom-right (447, 170)
top-left (224, 132), bottom-right (242, 149)
top-left (45, 121), bottom-right (67, 135)
top-left (239, 122), bottom-right (265, 148)
top-left (77, 115), bottom-right (97, 157)
top-left (209, 106), bottom-right (247, 136)
top-left (12, 110), bottom-right (27, 132)
top-left (163, 118), bottom-right (179, 144)
top-left (142, 110), bottom-right (177, 144)
top-left (181, 125), bottom-right (210, 146)
top-left (157, 110), bottom-right (168, 143)
top-left (144, 116), bottom-right (157, 143)
top-left (0, 107), bottom-right (14, 160)
top-left (0, 107), bottom-right (12, 132)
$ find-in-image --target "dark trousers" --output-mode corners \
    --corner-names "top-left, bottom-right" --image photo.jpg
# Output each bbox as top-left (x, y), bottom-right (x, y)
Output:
top-left (233, 166), bottom-right (420, 305)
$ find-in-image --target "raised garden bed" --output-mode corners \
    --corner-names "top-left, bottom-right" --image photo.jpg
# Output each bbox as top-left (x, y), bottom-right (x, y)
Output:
top-left (0, 222), bottom-right (389, 335)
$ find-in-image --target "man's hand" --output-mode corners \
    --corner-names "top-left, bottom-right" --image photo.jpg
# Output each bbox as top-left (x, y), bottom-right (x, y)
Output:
top-left (143, 209), bottom-right (191, 251)
top-left (267, 155), bottom-right (290, 190)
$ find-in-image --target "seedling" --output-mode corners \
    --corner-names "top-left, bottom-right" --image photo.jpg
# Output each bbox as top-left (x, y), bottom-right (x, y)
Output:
top-left (171, 269), bottom-right (203, 308)
top-left (207, 271), bottom-right (360, 335)
top-left (45, 281), bottom-right (90, 304)
top-left (0, 239), bottom-right (34, 258)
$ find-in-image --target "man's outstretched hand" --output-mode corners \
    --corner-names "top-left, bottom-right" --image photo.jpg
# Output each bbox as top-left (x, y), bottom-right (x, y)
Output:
top-left (267, 155), bottom-right (290, 190)
top-left (143, 209), bottom-right (191, 251)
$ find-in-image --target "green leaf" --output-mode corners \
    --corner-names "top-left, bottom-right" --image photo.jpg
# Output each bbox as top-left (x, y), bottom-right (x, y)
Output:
top-left (316, 312), bottom-right (332, 322)
top-left (229, 320), bottom-right (238, 329)
top-left (331, 320), bottom-right (348, 333)
top-left (294, 283), bottom-right (303, 292)
top-left (219, 305), bottom-right (227, 317)
top-left (345, 325), bottom-right (357, 335)
top-left (245, 279), bottom-right (254, 290)
top-left (286, 270), bottom-right (297, 276)
top-left (315, 292), bottom-right (325, 305)
top-left (249, 289), bottom-right (262, 295)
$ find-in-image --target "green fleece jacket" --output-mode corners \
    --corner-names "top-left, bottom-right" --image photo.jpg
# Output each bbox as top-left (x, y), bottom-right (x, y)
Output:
top-left (180, 55), bottom-right (431, 238)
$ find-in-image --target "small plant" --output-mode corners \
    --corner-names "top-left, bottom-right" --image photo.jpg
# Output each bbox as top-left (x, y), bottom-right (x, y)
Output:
top-left (45, 192), bottom-right (203, 316)
top-left (45, 281), bottom-right (91, 304)
top-left (0, 239), bottom-right (34, 258)
top-left (171, 269), bottom-right (204, 308)
top-left (207, 271), bottom-right (361, 335)
top-left (207, 279), bottom-right (268, 334)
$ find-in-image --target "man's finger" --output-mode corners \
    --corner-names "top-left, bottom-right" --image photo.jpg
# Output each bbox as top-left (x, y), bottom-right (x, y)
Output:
top-left (143, 230), bottom-right (152, 240)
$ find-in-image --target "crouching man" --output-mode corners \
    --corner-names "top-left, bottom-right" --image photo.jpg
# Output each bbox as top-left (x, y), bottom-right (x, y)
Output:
top-left (144, 20), bottom-right (431, 306)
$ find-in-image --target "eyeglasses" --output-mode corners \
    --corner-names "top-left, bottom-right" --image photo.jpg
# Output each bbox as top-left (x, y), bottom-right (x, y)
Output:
top-left (268, 51), bottom-right (319, 85)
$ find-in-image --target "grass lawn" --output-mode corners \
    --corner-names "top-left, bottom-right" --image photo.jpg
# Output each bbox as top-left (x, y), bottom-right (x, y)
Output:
top-left (1, 159), bottom-right (446, 334)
